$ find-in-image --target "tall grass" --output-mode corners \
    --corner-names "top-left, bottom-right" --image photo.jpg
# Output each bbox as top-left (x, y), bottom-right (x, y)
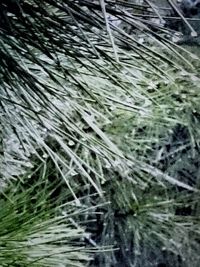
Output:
top-left (1, 1), bottom-right (200, 266)
top-left (0, 165), bottom-right (91, 267)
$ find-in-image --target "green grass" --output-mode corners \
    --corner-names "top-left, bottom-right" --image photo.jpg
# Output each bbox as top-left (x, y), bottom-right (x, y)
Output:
top-left (2, 1), bottom-right (200, 266)
top-left (0, 167), bottom-right (91, 267)
top-left (2, 46), bottom-right (200, 266)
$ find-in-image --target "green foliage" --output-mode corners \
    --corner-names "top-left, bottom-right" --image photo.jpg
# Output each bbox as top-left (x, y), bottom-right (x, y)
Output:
top-left (0, 170), bottom-right (90, 267)
top-left (1, 0), bottom-right (196, 188)
top-left (1, 1), bottom-right (200, 267)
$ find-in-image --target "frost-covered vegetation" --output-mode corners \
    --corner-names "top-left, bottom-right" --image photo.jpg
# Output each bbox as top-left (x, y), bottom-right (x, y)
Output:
top-left (1, 1), bottom-right (200, 266)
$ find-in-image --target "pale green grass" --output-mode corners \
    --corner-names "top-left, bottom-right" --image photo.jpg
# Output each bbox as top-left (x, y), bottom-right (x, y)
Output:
top-left (0, 169), bottom-right (91, 267)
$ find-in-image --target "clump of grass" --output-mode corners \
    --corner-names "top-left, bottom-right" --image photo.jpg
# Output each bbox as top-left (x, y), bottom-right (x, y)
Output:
top-left (0, 167), bottom-right (91, 267)
top-left (2, 2), bottom-right (200, 267)
top-left (83, 55), bottom-right (200, 266)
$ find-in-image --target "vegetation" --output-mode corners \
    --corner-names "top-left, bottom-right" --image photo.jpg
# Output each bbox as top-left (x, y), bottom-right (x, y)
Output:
top-left (0, 166), bottom-right (91, 267)
top-left (1, 0), bottom-right (200, 266)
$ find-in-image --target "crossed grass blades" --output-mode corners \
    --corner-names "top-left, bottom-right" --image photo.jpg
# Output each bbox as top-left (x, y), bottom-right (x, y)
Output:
top-left (1, 1), bottom-right (200, 267)
top-left (0, 164), bottom-right (93, 267)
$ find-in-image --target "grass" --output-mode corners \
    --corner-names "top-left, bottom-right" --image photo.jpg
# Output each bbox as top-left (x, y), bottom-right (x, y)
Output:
top-left (2, 45), bottom-right (200, 266)
top-left (0, 165), bottom-right (91, 267)
top-left (1, 1), bottom-right (200, 266)
top-left (2, 48), bottom-right (200, 266)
